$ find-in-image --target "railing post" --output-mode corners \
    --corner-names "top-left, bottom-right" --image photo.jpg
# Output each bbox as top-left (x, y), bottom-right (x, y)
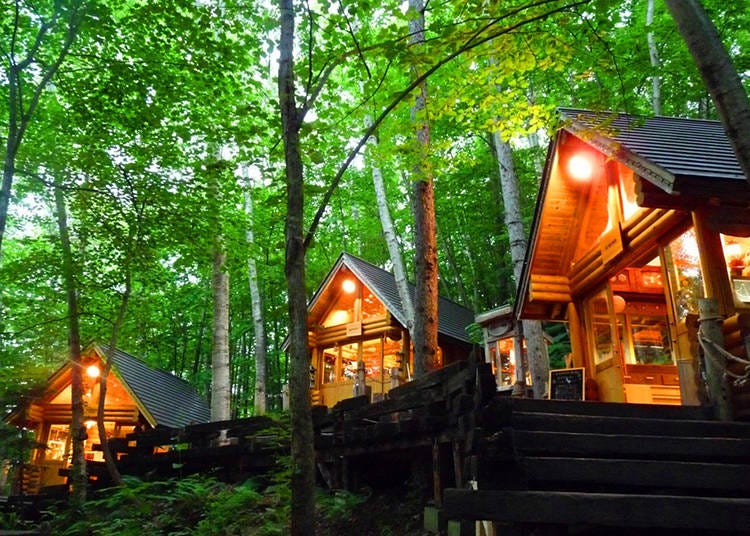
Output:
top-left (698, 298), bottom-right (733, 420)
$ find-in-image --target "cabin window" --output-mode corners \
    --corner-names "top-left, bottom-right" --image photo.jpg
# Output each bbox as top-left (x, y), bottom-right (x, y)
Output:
top-left (361, 286), bottom-right (386, 320)
top-left (320, 283), bottom-right (385, 327)
top-left (322, 347), bottom-right (337, 384)
top-left (721, 234), bottom-right (750, 304)
top-left (489, 338), bottom-right (518, 387)
top-left (666, 228), bottom-right (704, 321)
top-left (587, 289), bottom-right (619, 366)
top-left (46, 424), bottom-right (70, 462)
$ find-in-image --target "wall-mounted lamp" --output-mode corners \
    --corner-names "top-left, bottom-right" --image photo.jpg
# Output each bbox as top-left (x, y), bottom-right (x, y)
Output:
top-left (342, 279), bottom-right (356, 294)
top-left (86, 364), bottom-right (101, 379)
top-left (567, 154), bottom-right (595, 182)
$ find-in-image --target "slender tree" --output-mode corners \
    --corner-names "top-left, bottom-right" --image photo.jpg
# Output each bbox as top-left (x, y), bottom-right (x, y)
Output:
top-left (665, 0), bottom-right (750, 181)
top-left (408, 0), bottom-right (439, 378)
top-left (53, 180), bottom-right (86, 507)
top-left (279, 1), bottom-right (315, 533)
top-left (1, 1), bottom-right (86, 260)
top-left (244, 169), bottom-right (268, 415)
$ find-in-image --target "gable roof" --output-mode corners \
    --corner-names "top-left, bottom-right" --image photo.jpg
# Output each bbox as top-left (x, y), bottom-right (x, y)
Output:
top-left (97, 344), bottom-right (210, 428)
top-left (308, 252), bottom-right (475, 344)
top-left (558, 108), bottom-right (745, 193)
top-left (5, 344), bottom-right (210, 429)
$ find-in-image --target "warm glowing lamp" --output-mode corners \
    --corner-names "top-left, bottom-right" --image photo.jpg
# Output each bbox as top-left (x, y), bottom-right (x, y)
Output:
top-left (86, 364), bottom-right (101, 378)
top-left (567, 154), bottom-right (594, 181)
top-left (342, 279), bottom-right (356, 293)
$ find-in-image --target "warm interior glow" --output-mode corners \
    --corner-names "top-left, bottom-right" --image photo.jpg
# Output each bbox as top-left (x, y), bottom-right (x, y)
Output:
top-left (86, 364), bottom-right (101, 378)
top-left (568, 154), bottom-right (594, 181)
top-left (342, 279), bottom-right (356, 293)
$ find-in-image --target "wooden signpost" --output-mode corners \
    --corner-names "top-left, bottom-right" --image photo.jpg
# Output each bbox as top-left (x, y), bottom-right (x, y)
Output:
top-left (549, 368), bottom-right (585, 400)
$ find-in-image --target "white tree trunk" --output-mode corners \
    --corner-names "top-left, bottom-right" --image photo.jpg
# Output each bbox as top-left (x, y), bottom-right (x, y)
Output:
top-left (492, 130), bottom-right (549, 398)
top-left (646, 0), bottom-right (662, 115)
top-left (366, 116), bottom-right (415, 334)
top-left (244, 171), bottom-right (268, 415)
top-left (211, 245), bottom-right (231, 421)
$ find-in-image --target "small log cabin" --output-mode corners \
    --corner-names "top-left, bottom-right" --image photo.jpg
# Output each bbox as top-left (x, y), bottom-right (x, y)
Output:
top-left (517, 108), bottom-right (750, 412)
top-left (307, 253), bottom-right (476, 407)
top-left (4, 344), bottom-right (209, 494)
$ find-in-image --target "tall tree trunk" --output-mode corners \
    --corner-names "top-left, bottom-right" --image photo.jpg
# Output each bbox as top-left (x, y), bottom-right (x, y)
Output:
top-left (646, 0), bottom-right (661, 115)
top-left (211, 244), bottom-right (231, 421)
top-left (53, 181), bottom-right (86, 507)
top-left (244, 172), bottom-right (268, 415)
top-left (408, 0), bottom-right (438, 378)
top-left (209, 166), bottom-right (231, 422)
top-left (279, 1), bottom-right (315, 534)
top-left (665, 0), bottom-right (750, 182)
top-left (366, 117), bottom-right (415, 335)
top-left (492, 130), bottom-right (549, 398)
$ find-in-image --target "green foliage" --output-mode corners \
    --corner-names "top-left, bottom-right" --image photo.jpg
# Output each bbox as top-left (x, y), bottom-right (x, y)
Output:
top-left (51, 475), bottom-right (288, 536)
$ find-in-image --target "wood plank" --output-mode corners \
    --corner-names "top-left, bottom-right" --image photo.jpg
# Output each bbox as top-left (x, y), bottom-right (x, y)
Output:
top-left (506, 430), bottom-right (750, 462)
top-left (442, 489), bottom-right (750, 531)
top-left (521, 457), bottom-right (750, 493)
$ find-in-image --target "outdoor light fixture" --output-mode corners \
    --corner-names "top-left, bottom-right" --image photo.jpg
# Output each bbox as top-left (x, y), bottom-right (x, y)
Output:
top-left (342, 279), bottom-right (356, 293)
top-left (86, 364), bottom-right (101, 378)
top-left (567, 154), bottom-right (594, 181)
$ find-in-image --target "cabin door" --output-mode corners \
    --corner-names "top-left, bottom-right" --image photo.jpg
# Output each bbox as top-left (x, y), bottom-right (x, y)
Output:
top-left (585, 287), bottom-right (626, 402)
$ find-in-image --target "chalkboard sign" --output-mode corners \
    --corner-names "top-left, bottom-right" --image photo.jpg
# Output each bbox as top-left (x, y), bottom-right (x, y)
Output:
top-left (548, 368), bottom-right (585, 400)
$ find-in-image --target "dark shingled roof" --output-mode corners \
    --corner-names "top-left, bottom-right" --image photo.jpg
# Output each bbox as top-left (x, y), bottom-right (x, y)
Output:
top-left (99, 344), bottom-right (210, 429)
top-left (559, 108), bottom-right (745, 192)
top-left (310, 253), bottom-right (475, 344)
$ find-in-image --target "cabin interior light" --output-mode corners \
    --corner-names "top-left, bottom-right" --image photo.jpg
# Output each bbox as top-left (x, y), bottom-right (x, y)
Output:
top-left (86, 364), bottom-right (101, 379)
top-left (342, 279), bottom-right (356, 293)
top-left (567, 154), bottom-right (594, 181)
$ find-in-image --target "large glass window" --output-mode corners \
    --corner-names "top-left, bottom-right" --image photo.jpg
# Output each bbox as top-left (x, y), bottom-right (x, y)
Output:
top-left (665, 228), bottom-right (704, 321)
top-left (721, 234), bottom-right (750, 304)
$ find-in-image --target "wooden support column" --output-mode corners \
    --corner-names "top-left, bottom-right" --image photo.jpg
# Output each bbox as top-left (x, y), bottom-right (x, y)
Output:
top-left (699, 298), bottom-right (733, 420)
top-left (452, 440), bottom-right (464, 489)
top-left (693, 209), bottom-right (735, 317)
top-left (433, 438), bottom-right (443, 507)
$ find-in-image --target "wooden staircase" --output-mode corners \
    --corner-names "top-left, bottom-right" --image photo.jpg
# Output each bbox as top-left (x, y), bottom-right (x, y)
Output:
top-left (444, 398), bottom-right (750, 533)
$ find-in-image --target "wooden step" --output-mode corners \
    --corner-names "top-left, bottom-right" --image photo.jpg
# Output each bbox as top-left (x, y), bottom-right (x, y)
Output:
top-left (493, 429), bottom-right (750, 463)
top-left (443, 489), bottom-right (750, 531)
top-left (508, 412), bottom-right (750, 439)
top-left (520, 457), bottom-right (750, 495)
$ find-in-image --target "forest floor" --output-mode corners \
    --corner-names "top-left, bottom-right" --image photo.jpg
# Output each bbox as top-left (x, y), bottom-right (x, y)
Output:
top-left (315, 484), bottom-right (433, 536)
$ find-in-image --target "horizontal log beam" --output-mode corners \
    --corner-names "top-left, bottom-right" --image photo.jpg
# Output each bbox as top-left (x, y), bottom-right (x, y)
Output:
top-left (443, 489), bottom-right (750, 531)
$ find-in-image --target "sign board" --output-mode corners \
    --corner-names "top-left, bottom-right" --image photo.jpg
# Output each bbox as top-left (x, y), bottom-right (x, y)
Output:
top-left (600, 224), bottom-right (623, 266)
top-left (346, 322), bottom-right (362, 337)
top-left (549, 368), bottom-right (585, 401)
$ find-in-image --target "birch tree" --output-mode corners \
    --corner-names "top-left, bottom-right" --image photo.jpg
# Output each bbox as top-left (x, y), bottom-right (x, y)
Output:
top-left (244, 169), bottom-right (268, 415)
top-left (646, 0), bottom-right (662, 115)
top-left (366, 118), bottom-right (415, 335)
top-left (492, 131), bottom-right (549, 397)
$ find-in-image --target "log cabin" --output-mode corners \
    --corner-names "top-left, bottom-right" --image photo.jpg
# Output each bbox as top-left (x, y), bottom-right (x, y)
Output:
top-left (4, 343), bottom-right (209, 494)
top-left (307, 253), bottom-right (476, 407)
top-left (517, 108), bottom-right (750, 414)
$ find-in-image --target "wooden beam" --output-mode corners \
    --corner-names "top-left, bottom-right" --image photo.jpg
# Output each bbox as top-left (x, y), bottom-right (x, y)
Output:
top-left (443, 489), bottom-right (750, 531)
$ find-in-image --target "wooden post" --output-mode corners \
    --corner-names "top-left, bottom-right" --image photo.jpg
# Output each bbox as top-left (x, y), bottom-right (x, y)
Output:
top-left (698, 298), bottom-right (733, 420)
top-left (432, 438), bottom-right (443, 507)
top-left (452, 440), bottom-right (464, 489)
